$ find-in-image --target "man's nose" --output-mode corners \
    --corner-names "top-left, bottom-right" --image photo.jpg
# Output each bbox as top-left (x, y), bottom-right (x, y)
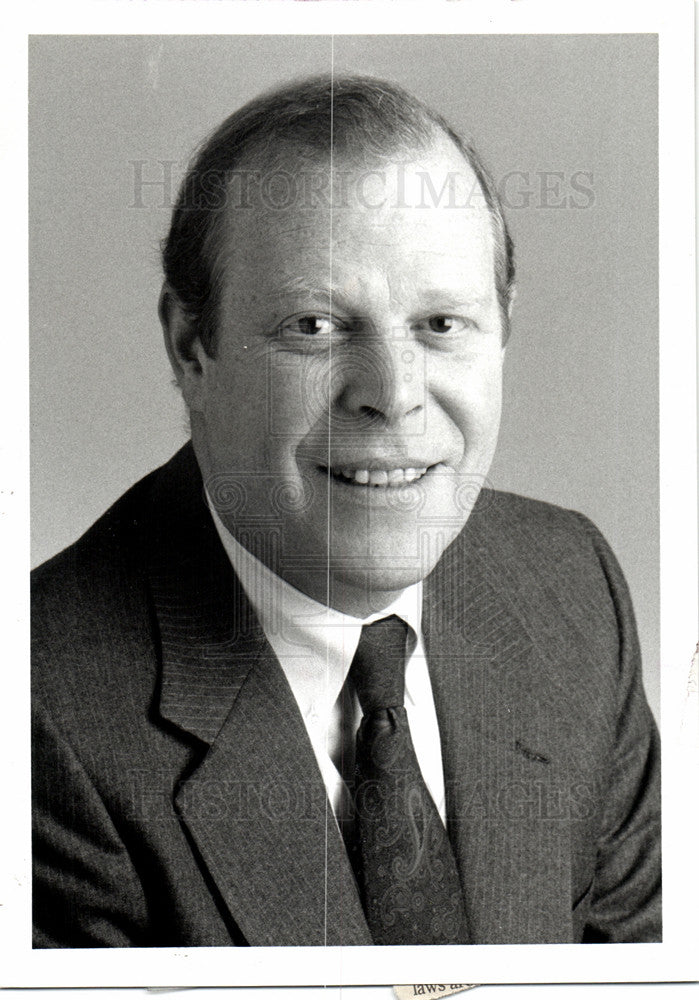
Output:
top-left (335, 331), bottom-right (424, 426)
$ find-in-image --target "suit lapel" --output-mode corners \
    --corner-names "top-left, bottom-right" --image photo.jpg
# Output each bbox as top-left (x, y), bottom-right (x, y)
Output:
top-left (424, 494), bottom-right (574, 944)
top-left (175, 648), bottom-right (371, 946)
top-left (145, 445), bottom-right (370, 946)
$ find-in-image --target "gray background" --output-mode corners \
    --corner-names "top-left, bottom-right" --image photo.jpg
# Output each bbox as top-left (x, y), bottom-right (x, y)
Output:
top-left (29, 34), bottom-right (659, 717)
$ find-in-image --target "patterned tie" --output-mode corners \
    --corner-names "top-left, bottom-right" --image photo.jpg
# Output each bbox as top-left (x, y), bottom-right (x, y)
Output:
top-left (348, 615), bottom-right (470, 945)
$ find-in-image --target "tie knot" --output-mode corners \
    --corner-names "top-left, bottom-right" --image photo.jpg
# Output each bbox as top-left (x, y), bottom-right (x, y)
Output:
top-left (349, 615), bottom-right (413, 714)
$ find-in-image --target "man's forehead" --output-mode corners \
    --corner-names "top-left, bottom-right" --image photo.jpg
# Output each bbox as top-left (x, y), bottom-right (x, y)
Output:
top-left (214, 139), bottom-right (497, 298)
top-left (218, 229), bottom-right (497, 317)
top-left (220, 209), bottom-right (496, 292)
top-left (221, 181), bottom-right (493, 268)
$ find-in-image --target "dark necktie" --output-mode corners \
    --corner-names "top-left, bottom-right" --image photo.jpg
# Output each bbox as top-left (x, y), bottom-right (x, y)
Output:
top-left (348, 615), bottom-right (470, 945)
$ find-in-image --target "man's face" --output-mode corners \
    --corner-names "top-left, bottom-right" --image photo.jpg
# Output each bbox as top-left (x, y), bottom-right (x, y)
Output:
top-left (189, 139), bottom-right (506, 614)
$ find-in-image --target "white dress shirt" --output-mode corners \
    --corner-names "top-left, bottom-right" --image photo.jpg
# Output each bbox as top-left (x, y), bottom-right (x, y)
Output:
top-left (206, 497), bottom-right (446, 824)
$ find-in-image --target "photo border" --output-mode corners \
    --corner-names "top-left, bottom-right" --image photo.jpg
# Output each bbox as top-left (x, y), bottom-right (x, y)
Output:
top-left (2, 0), bottom-right (696, 989)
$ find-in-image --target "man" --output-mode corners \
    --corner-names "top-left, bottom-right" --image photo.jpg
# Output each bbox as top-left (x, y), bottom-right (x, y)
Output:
top-left (32, 75), bottom-right (661, 947)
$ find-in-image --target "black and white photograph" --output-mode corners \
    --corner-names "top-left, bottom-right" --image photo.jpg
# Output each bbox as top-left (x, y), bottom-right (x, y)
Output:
top-left (3, 1), bottom-right (697, 991)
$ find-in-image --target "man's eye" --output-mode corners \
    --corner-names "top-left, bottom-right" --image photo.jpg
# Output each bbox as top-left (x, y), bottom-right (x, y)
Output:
top-left (279, 314), bottom-right (340, 337)
top-left (424, 315), bottom-right (470, 334)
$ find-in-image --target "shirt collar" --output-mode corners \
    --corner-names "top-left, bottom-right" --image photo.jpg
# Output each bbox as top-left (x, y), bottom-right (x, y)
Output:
top-left (206, 492), bottom-right (423, 726)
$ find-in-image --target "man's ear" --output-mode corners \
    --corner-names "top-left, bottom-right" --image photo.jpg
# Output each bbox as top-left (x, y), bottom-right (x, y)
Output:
top-left (158, 284), bottom-right (209, 411)
top-left (503, 285), bottom-right (517, 357)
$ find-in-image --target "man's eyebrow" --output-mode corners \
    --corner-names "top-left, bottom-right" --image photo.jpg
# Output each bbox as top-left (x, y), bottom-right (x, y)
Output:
top-left (270, 280), bottom-right (364, 315)
top-left (411, 288), bottom-right (491, 310)
top-left (272, 277), bottom-right (334, 299)
top-left (269, 281), bottom-right (491, 312)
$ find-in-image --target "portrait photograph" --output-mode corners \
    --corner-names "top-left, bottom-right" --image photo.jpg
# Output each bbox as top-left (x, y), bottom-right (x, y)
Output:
top-left (3, 1), bottom-right (697, 991)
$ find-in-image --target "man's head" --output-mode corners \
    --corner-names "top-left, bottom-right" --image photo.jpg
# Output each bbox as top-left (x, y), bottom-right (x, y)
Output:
top-left (160, 75), bottom-right (515, 616)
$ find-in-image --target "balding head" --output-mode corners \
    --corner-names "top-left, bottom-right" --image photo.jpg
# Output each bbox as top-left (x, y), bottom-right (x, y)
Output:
top-left (160, 74), bottom-right (515, 355)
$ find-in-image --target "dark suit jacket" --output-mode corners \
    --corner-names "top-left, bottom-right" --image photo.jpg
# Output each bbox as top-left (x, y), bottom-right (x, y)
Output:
top-left (32, 443), bottom-right (661, 947)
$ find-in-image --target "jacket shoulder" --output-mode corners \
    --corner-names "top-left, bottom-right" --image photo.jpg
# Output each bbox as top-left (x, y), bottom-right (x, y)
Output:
top-left (475, 486), bottom-right (593, 529)
top-left (33, 467), bottom-right (156, 628)
top-left (469, 488), bottom-right (619, 571)
top-left (31, 458), bottom-right (174, 720)
top-left (32, 444), bottom-right (199, 618)
top-left (448, 487), bottom-right (637, 653)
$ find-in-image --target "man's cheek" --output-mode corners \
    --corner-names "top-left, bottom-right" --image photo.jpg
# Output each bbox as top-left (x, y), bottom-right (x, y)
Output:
top-left (266, 358), bottom-right (331, 439)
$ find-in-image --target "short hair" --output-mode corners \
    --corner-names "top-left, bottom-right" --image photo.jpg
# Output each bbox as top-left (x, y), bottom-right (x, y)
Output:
top-left (161, 74), bottom-right (515, 352)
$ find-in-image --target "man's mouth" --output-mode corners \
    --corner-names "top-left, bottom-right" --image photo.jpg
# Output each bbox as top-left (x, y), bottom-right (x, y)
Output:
top-left (320, 465), bottom-right (433, 487)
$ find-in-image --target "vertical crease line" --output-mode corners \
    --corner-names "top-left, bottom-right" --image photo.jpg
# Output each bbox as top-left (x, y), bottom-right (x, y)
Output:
top-left (323, 35), bottom-right (336, 950)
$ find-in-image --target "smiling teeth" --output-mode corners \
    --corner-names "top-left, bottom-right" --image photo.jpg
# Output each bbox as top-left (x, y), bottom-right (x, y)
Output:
top-left (336, 467), bottom-right (428, 486)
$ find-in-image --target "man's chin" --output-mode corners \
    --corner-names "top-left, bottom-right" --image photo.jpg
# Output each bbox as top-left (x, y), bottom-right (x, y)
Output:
top-left (324, 545), bottom-right (456, 616)
top-left (278, 516), bottom-right (470, 614)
